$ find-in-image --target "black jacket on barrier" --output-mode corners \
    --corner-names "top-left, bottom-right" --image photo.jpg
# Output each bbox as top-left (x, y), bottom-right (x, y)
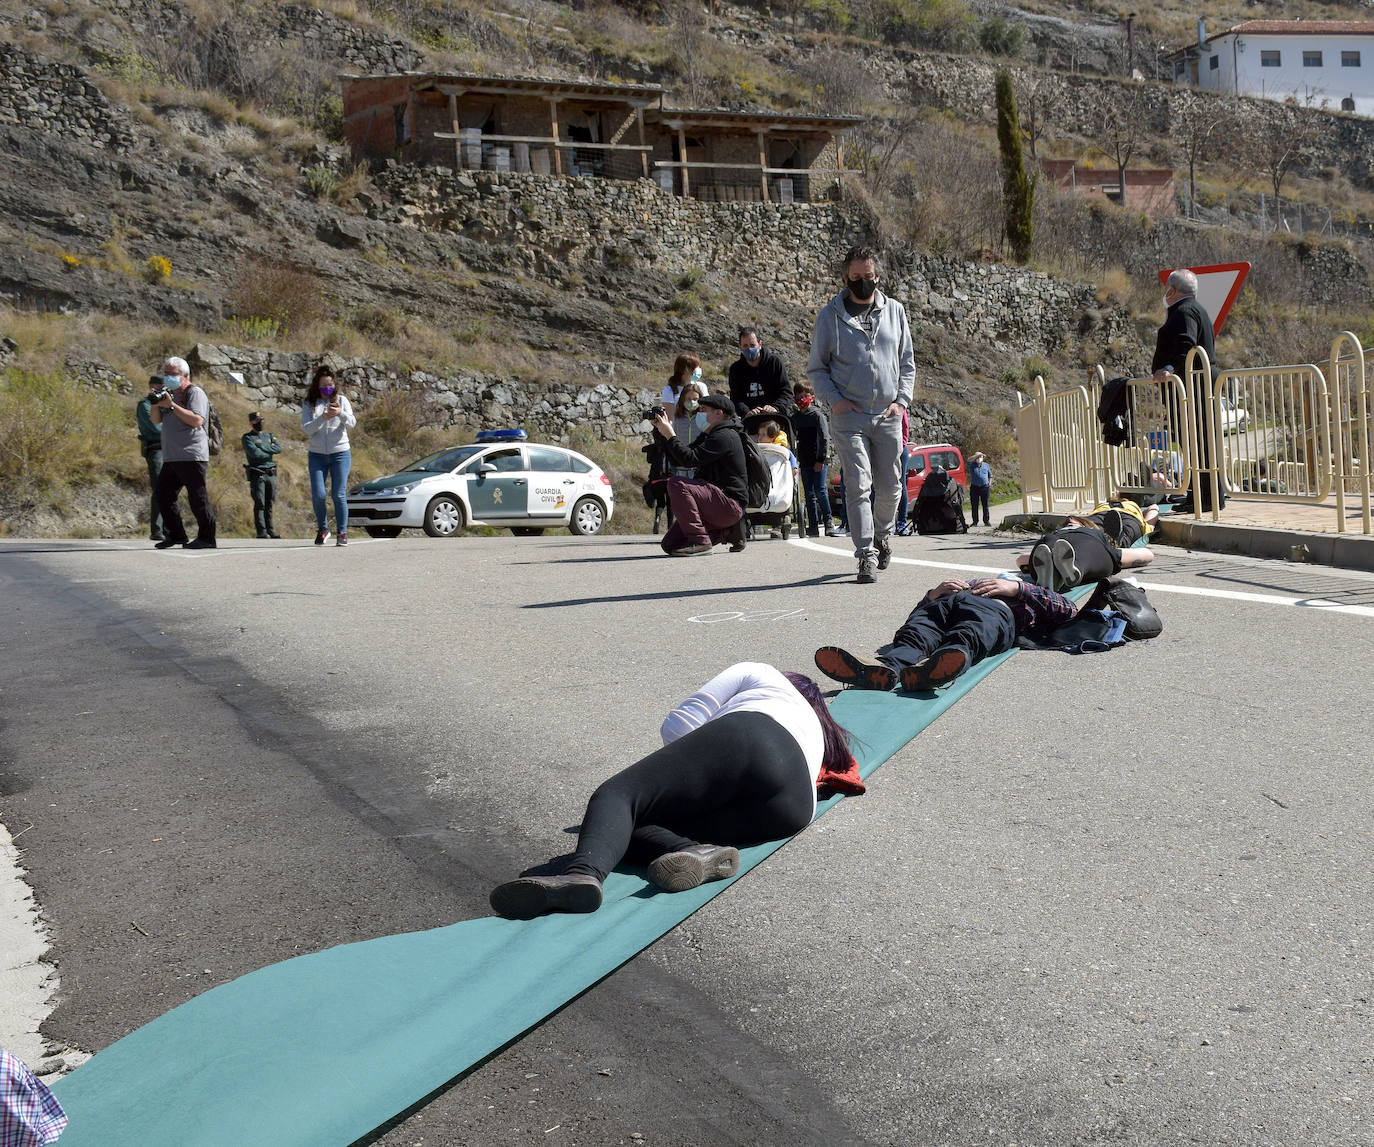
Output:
top-left (659, 417), bottom-right (749, 508)
top-left (1151, 295), bottom-right (1218, 380)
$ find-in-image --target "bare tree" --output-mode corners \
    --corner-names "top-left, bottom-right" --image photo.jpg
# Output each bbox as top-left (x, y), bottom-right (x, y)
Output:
top-left (1014, 73), bottom-right (1048, 159)
top-left (666, 0), bottom-right (711, 105)
top-left (1238, 102), bottom-right (1317, 219)
top-left (1090, 85), bottom-right (1152, 207)
top-left (1172, 92), bottom-right (1235, 219)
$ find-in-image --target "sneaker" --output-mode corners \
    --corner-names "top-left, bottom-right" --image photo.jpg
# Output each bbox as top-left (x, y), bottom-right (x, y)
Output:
top-left (899, 646), bottom-right (968, 692)
top-left (336, 532), bottom-right (348, 546)
top-left (489, 873), bottom-right (603, 919)
top-left (876, 536), bottom-right (892, 570)
top-left (814, 646), bottom-right (896, 690)
top-left (829, 526), bottom-right (849, 537)
top-left (647, 844), bottom-right (741, 892)
top-left (1050, 538), bottom-right (1080, 591)
top-left (184, 538), bottom-right (217, 550)
top-left (857, 553), bottom-right (877, 584)
top-left (1099, 509), bottom-right (1125, 544)
top-left (1027, 542), bottom-right (1055, 590)
top-left (315, 530), bottom-right (330, 545)
top-left (669, 543), bottom-right (712, 556)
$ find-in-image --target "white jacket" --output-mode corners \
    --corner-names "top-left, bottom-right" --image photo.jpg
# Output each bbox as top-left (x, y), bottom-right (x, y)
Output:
top-left (300, 394), bottom-right (356, 454)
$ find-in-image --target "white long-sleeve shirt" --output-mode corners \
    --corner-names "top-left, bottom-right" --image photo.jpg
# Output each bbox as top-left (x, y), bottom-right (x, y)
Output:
top-left (660, 662), bottom-right (824, 816)
top-left (300, 394), bottom-right (356, 454)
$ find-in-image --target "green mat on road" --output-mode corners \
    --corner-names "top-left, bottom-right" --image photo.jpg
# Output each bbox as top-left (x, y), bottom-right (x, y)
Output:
top-left (50, 648), bottom-right (1021, 1147)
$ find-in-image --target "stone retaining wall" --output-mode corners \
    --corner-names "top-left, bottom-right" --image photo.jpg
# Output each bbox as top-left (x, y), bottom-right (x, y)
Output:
top-left (0, 42), bottom-right (135, 152)
top-left (370, 167), bottom-right (1132, 355)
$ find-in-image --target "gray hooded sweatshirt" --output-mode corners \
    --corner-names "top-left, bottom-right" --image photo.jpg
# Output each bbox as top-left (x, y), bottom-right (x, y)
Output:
top-left (806, 289), bottom-right (916, 415)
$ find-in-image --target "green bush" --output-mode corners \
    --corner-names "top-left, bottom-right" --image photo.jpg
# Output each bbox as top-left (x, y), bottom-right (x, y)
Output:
top-left (0, 369), bottom-right (122, 489)
top-left (979, 17), bottom-right (1026, 56)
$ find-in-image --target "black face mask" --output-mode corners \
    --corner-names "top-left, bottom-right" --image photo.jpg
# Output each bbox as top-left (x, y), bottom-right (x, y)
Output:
top-left (846, 277), bottom-right (878, 301)
top-left (251, 422), bottom-right (263, 432)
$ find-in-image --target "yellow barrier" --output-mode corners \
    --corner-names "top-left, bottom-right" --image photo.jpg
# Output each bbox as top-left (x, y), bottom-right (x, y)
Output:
top-left (1015, 334), bottom-right (1374, 534)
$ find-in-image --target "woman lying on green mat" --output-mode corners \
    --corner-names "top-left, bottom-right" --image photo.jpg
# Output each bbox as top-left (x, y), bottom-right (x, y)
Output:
top-left (490, 663), bottom-right (859, 920)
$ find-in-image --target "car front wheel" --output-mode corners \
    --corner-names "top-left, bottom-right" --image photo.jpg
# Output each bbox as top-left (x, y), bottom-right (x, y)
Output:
top-left (423, 495), bottom-right (466, 537)
top-left (569, 496), bottom-right (605, 536)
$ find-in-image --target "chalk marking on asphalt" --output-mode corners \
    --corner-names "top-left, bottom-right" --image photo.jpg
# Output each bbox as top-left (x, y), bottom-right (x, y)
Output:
top-left (688, 607), bottom-right (807, 624)
top-left (786, 537), bottom-right (1374, 619)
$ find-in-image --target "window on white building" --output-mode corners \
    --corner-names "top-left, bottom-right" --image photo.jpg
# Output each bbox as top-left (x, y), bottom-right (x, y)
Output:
top-left (1209, 55), bottom-right (1219, 70)
top-left (1342, 50), bottom-right (1361, 67)
top-left (1261, 50), bottom-right (1281, 67)
top-left (1303, 50), bottom-right (1323, 67)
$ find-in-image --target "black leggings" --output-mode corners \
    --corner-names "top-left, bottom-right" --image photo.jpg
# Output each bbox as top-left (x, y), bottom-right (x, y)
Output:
top-left (563, 711), bottom-right (814, 882)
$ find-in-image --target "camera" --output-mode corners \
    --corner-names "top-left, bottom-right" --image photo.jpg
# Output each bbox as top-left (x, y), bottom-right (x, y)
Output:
top-left (642, 406), bottom-right (662, 422)
top-left (148, 375), bottom-right (169, 403)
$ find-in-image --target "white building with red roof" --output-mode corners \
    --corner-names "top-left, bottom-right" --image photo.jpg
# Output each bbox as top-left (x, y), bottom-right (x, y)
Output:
top-left (1170, 19), bottom-right (1374, 115)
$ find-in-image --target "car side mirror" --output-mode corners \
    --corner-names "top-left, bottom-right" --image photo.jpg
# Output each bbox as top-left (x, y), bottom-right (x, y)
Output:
top-left (478, 463), bottom-right (498, 475)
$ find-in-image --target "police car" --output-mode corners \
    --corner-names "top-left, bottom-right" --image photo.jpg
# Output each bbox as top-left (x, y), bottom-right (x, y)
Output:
top-left (345, 430), bottom-right (615, 538)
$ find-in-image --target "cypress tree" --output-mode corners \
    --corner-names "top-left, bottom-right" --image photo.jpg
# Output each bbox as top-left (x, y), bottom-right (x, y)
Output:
top-left (995, 70), bottom-right (1035, 263)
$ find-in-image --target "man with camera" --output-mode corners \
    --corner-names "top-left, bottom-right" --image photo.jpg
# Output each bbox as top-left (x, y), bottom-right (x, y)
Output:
top-left (241, 410), bottom-right (282, 539)
top-left (151, 356), bottom-right (217, 550)
top-left (650, 392), bottom-right (748, 556)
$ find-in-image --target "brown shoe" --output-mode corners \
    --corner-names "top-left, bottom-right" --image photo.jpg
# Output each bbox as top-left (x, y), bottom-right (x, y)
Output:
top-left (647, 844), bottom-right (741, 892)
top-left (899, 646), bottom-right (968, 691)
top-left (726, 518), bottom-right (747, 552)
top-left (489, 873), bottom-right (603, 919)
top-left (814, 646), bottom-right (896, 691)
top-left (668, 543), bottom-right (713, 556)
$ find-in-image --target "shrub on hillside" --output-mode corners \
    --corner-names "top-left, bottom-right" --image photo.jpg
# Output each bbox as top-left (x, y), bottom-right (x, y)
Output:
top-left (225, 258), bottom-right (325, 337)
top-left (0, 369), bottom-right (127, 490)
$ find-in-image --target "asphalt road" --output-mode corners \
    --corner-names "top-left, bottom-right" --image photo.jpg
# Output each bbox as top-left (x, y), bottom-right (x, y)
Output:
top-left (0, 531), bottom-right (1370, 1147)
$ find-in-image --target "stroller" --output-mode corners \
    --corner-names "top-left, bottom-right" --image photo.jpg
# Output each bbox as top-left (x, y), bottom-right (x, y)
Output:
top-left (742, 411), bottom-right (803, 540)
top-left (912, 466), bottom-right (969, 535)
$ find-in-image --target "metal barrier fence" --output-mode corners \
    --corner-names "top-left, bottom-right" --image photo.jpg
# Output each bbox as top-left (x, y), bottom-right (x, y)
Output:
top-left (1016, 333), bottom-right (1373, 534)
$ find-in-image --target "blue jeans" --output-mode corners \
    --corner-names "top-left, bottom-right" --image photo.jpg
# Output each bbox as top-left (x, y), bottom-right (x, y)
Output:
top-left (308, 449), bottom-right (351, 532)
top-left (800, 464), bottom-right (829, 535)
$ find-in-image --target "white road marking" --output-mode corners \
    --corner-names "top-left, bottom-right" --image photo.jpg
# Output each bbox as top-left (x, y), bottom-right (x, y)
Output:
top-left (786, 537), bottom-right (1374, 619)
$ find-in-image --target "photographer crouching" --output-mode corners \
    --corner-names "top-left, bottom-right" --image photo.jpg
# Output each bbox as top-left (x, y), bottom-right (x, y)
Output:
top-left (151, 356), bottom-right (216, 550)
top-left (650, 392), bottom-right (748, 557)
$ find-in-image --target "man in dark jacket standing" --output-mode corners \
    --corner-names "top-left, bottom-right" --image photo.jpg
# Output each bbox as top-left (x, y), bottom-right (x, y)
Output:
top-left (728, 327), bottom-right (794, 419)
top-left (1152, 268), bottom-right (1224, 512)
top-left (651, 393), bottom-right (748, 556)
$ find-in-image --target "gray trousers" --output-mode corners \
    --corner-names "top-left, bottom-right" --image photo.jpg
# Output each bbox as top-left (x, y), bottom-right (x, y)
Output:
top-left (831, 407), bottom-right (904, 556)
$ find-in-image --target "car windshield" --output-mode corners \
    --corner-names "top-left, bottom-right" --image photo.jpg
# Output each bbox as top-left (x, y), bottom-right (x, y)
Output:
top-left (400, 446), bottom-right (486, 474)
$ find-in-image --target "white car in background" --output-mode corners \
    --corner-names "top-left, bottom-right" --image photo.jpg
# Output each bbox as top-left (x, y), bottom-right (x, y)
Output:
top-left (1219, 395), bottom-right (1249, 434)
top-left (346, 433), bottom-right (614, 538)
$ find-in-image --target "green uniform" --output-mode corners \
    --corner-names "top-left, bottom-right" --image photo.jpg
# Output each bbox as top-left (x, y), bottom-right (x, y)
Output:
top-left (242, 429), bottom-right (283, 537)
top-left (135, 394), bottom-right (164, 539)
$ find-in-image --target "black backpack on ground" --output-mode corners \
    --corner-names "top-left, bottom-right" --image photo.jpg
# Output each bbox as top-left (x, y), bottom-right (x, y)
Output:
top-left (1084, 576), bottom-right (1163, 640)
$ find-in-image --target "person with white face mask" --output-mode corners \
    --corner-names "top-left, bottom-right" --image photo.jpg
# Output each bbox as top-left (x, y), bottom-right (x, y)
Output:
top-left (806, 245), bottom-right (915, 584)
top-left (728, 326), bottom-right (793, 419)
top-left (151, 355), bottom-right (217, 549)
top-left (660, 353), bottom-right (702, 421)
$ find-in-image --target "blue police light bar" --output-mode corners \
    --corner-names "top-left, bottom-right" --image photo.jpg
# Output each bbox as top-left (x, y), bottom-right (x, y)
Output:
top-left (475, 429), bottom-right (528, 442)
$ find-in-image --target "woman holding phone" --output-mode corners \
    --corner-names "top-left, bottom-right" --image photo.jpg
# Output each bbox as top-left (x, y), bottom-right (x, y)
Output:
top-left (301, 365), bottom-right (356, 546)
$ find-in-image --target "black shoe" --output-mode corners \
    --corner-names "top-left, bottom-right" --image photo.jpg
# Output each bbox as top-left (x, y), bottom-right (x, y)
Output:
top-left (267, 531), bottom-right (282, 539)
top-left (647, 844), bottom-right (741, 892)
top-left (149, 533), bottom-right (164, 543)
top-left (726, 519), bottom-right (747, 553)
top-left (489, 873), bottom-right (603, 919)
top-left (899, 646), bottom-right (968, 691)
top-left (1050, 538), bottom-right (1079, 591)
top-left (256, 532), bottom-right (271, 539)
top-left (184, 538), bottom-right (217, 550)
top-left (154, 538), bottom-right (183, 549)
top-left (1027, 543), bottom-right (1055, 590)
top-left (814, 646), bottom-right (896, 691)
top-left (857, 554), bottom-right (877, 584)
top-left (876, 536), bottom-right (892, 570)
top-left (1099, 509), bottom-right (1124, 543)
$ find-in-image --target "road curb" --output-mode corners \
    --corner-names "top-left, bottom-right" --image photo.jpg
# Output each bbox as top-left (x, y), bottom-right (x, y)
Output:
top-left (1002, 513), bottom-right (1374, 573)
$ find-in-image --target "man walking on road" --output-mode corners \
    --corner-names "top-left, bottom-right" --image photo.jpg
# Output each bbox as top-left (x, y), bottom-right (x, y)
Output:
top-left (1152, 268), bottom-right (1223, 513)
top-left (807, 245), bottom-right (915, 584)
top-left (152, 355), bottom-right (217, 549)
top-left (650, 393), bottom-right (748, 556)
top-left (241, 410), bottom-right (282, 539)
top-left (135, 375), bottom-right (165, 542)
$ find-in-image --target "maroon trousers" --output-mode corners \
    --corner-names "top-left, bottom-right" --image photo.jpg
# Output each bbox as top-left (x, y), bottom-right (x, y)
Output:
top-left (660, 477), bottom-right (743, 553)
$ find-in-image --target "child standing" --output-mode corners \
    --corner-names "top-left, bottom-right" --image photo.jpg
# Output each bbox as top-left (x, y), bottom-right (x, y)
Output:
top-left (792, 382), bottom-right (834, 538)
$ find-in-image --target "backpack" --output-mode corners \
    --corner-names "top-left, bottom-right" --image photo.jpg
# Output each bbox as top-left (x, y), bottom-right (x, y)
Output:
top-left (1084, 576), bottom-right (1163, 640)
top-left (205, 397), bottom-right (224, 456)
top-left (737, 430), bottom-right (772, 509)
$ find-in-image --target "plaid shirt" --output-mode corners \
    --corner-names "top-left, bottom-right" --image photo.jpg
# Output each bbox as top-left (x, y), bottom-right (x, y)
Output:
top-left (0, 1050), bottom-right (66, 1147)
top-left (1004, 580), bottom-right (1079, 643)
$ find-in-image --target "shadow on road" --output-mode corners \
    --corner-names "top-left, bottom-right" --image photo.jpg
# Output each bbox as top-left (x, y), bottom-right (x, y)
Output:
top-left (524, 572), bottom-right (851, 608)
